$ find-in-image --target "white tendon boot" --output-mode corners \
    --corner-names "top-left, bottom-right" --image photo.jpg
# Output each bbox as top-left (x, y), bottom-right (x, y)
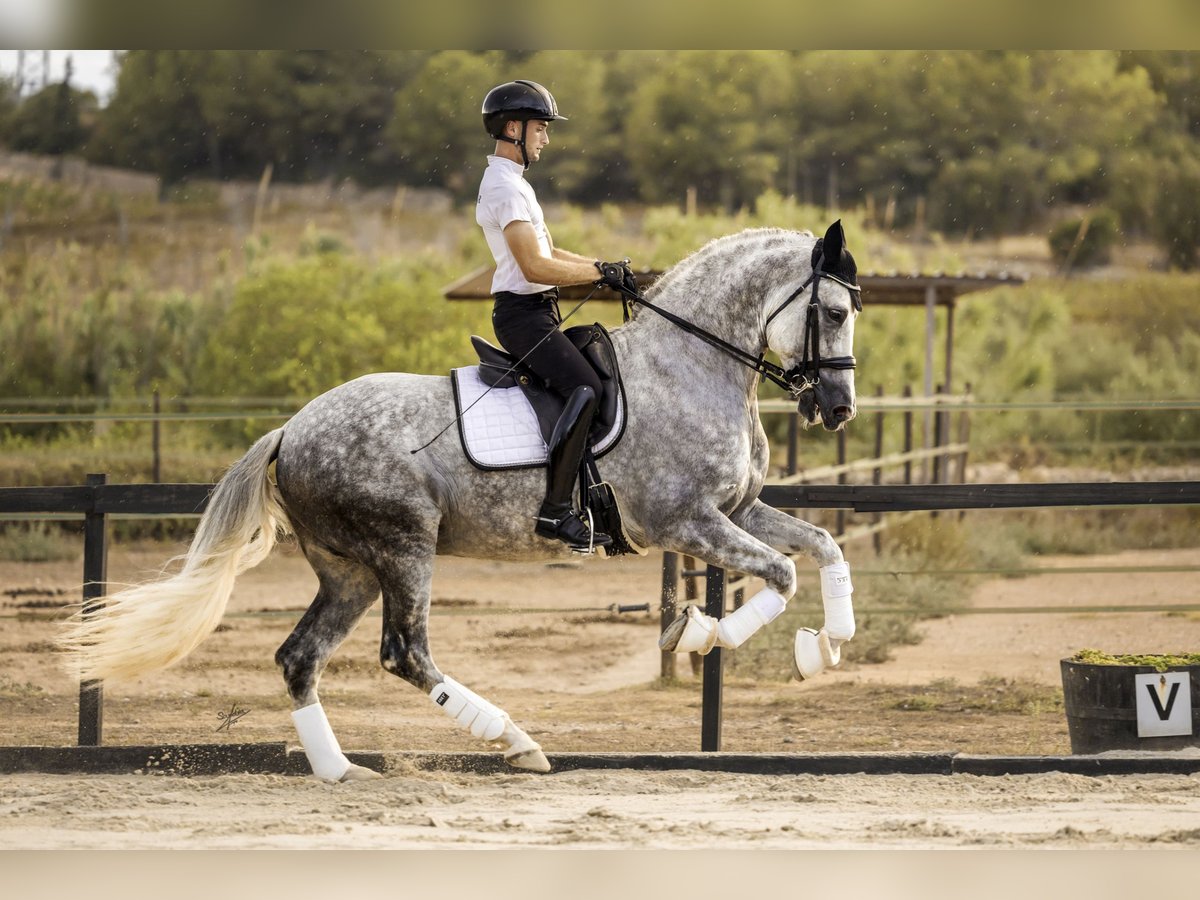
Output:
top-left (430, 676), bottom-right (550, 773)
top-left (793, 561), bottom-right (856, 680)
top-left (661, 587), bottom-right (788, 654)
top-left (292, 702), bottom-right (353, 782)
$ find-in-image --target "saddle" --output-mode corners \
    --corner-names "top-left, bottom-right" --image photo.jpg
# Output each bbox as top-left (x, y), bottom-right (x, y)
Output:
top-left (469, 323), bottom-right (623, 448)
top-left (451, 323), bottom-right (638, 558)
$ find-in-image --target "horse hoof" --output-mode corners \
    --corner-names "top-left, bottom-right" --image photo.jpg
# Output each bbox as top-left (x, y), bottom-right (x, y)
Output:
top-left (339, 762), bottom-right (384, 782)
top-left (792, 627), bottom-right (839, 681)
top-left (505, 747), bottom-right (551, 773)
top-left (657, 609), bottom-right (690, 651)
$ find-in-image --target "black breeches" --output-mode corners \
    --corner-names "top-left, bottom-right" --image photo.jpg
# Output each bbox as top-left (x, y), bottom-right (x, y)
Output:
top-left (491, 291), bottom-right (602, 401)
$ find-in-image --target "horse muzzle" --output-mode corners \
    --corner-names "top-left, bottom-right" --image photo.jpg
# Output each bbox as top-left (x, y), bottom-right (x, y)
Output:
top-left (795, 381), bottom-right (855, 432)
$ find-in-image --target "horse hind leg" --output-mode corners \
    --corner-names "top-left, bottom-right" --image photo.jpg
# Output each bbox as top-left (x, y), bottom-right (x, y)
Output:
top-left (375, 545), bottom-right (551, 774)
top-left (275, 540), bottom-right (383, 782)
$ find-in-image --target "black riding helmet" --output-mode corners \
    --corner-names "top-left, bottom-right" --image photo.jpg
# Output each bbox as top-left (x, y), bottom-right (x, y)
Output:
top-left (482, 80), bottom-right (567, 169)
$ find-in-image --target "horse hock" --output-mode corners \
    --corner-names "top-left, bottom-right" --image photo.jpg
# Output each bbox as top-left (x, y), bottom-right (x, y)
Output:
top-left (431, 676), bottom-right (551, 773)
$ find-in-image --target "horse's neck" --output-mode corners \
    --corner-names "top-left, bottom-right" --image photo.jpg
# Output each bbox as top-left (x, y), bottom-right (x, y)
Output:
top-left (613, 255), bottom-right (771, 400)
top-left (612, 306), bottom-right (762, 409)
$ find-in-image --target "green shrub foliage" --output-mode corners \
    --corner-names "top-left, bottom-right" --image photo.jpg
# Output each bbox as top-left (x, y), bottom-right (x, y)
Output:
top-left (1047, 209), bottom-right (1119, 270)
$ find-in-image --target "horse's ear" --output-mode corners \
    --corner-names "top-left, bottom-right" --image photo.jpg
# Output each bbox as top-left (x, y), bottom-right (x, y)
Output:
top-left (822, 220), bottom-right (845, 262)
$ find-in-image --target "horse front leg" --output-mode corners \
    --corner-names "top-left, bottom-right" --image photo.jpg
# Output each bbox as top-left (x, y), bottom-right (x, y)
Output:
top-left (656, 510), bottom-right (799, 659)
top-left (730, 500), bottom-right (856, 679)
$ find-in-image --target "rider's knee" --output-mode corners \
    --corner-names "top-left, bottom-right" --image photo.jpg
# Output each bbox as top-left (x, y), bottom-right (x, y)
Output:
top-left (565, 383), bottom-right (600, 420)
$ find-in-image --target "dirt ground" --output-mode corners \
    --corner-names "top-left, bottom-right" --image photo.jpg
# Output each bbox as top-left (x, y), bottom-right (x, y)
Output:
top-left (2, 541), bottom-right (1199, 848)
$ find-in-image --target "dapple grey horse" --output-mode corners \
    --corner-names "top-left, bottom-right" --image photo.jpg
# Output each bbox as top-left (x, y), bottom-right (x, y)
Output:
top-left (61, 223), bottom-right (861, 780)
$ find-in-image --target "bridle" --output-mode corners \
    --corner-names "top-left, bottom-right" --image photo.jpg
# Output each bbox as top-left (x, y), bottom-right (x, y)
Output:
top-left (617, 259), bottom-right (861, 397)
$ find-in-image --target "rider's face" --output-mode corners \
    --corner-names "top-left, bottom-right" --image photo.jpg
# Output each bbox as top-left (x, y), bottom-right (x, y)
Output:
top-left (509, 119), bottom-right (551, 163)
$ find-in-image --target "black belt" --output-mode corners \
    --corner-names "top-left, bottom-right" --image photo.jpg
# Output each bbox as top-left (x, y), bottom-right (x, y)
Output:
top-left (493, 288), bottom-right (560, 303)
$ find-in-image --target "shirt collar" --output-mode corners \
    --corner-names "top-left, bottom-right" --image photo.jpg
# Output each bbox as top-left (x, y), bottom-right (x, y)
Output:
top-left (487, 154), bottom-right (526, 178)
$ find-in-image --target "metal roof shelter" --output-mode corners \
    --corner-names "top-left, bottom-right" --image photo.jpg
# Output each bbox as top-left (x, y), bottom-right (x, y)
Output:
top-left (444, 266), bottom-right (1026, 396)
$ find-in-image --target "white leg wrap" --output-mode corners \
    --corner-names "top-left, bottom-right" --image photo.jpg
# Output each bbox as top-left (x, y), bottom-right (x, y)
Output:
top-left (819, 561), bottom-right (855, 642)
top-left (291, 703), bottom-right (352, 782)
top-left (671, 605), bottom-right (721, 654)
top-left (668, 588), bottom-right (788, 654)
top-left (793, 627), bottom-right (841, 680)
top-left (430, 677), bottom-right (507, 742)
top-left (716, 587), bottom-right (788, 649)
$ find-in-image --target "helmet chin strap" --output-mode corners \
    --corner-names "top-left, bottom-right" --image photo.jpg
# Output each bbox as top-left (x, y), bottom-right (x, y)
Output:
top-left (498, 120), bottom-right (531, 169)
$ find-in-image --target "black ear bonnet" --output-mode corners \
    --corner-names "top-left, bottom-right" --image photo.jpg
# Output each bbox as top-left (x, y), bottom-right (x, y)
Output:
top-left (810, 219), bottom-right (861, 311)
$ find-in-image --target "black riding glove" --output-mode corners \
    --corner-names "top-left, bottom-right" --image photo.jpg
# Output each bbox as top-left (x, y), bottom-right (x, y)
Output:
top-left (595, 259), bottom-right (639, 296)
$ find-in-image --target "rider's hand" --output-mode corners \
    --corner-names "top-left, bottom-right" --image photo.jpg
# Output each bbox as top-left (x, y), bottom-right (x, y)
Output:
top-left (595, 259), bottom-right (639, 296)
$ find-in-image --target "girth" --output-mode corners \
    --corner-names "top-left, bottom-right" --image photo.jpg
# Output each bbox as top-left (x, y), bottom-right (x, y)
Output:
top-left (470, 322), bottom-right (624, 448)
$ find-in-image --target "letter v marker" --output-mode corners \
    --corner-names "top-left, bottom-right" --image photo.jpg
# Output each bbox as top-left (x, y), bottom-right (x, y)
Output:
top-left (1145, 680), bottom-right (1181, 721)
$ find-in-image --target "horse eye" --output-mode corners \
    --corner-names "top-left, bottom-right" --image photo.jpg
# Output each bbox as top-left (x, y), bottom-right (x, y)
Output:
top-left (827, 308), bottom-right (846, 325)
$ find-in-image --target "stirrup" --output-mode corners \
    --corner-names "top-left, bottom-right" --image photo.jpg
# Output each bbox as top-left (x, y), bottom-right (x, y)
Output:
top-left (534, 508), bottom-right (611, 553)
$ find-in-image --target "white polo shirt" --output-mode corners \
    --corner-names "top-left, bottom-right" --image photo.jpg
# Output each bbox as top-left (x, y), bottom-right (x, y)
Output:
top-left (476, 155), bottom-right (554, 295)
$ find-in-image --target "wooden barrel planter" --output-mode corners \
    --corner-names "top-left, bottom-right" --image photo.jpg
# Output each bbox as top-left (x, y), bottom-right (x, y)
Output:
top-left (1061, 656), bottom-right (1200, 755)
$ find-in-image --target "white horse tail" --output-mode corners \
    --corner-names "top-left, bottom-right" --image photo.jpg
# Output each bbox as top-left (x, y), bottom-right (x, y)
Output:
top-left (59, 427), bottom-right (292, 683)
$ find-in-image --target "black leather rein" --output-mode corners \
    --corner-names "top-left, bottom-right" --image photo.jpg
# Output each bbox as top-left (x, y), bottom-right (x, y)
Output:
top-left (617, 268), bottom-right (860, 397)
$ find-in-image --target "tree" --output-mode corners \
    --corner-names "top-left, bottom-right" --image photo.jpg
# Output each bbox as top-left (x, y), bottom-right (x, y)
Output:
top-left (90, 51), bottom-right (427, 186)
top-left (623, 51), bottom-right (793, 210)
top-left (1150, 135), bottom-right (1200, 270)
top-left (509, 51), bottom-right (633, 203)
top-left (1119, 51), bottom-right (1200, 137)
top-left (0, 74), bottom-right (18, 146)
top-left (385, 50), bottom-right (504, 197)
top-left (7, 79), bottom-right (94, 156)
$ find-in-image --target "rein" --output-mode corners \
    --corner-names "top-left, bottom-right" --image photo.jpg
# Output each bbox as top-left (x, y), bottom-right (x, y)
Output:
top-left (617, 267), bottom-right (860, 397)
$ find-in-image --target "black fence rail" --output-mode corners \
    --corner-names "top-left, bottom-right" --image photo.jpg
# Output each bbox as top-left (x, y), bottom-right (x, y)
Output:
top-left (2, 478), bottom-right (1198, 752)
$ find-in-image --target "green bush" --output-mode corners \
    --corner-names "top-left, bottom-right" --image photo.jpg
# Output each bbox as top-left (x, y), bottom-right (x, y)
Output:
top-left (1047, 209), bottom-right (1119, 270)
top-left (0, 522), bottom-right (80, 562)
top-left (1152, 150), bottom-right (1200, 271)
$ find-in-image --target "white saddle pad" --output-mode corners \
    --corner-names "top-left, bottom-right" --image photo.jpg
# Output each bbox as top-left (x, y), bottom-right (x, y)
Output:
top-left (451, 366), bottom-right (625, 471)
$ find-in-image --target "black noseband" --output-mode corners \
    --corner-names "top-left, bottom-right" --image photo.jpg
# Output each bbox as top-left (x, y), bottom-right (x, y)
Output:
top-left (764, 269), bottom-right (860, 395)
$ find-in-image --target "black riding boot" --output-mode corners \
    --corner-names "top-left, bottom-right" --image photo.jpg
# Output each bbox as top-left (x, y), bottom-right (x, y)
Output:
top-left (535, 385), bottom-right (613, 550)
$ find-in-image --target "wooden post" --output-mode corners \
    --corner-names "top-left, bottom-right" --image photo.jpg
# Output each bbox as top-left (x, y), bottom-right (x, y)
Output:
top-left (78, 473), bottom-right (108, 746)
top-left (151, 390), bottom-right (161, 483)
top-left (922, 283), bottom-right (936, 483)
top-left (683, 555), bottom-right (702, 676)
top-left (872, 385), bottom-right (885, 555)
top-left (902, 385), bottom-right (914, 485)
top-left (252, 162), bottom-right (274, 234)
top-left (787, 412), bottom-right (798, 477)
top-left (660, 551), bottom-right (679, 680)
top-left (944, 297), bottom-right (956, 393)
top-left (932, 384), bottom-right (945, 485)
top-left (701, 564), bottom-right (725, 752)
top-left (956, 382), bottom-right (973, 491)
top-left (835, 428), bottom-right (847, 536)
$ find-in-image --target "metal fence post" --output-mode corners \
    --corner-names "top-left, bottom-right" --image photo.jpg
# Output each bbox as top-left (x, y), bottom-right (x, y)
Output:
top-left (701, 564), bottom-right (725, 752)
top-left (78, 473), bottom-right (108, 746)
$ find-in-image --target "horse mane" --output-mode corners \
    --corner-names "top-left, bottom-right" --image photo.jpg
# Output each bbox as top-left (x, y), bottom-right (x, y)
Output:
top-left (639, 227), bottom-right (814, 318)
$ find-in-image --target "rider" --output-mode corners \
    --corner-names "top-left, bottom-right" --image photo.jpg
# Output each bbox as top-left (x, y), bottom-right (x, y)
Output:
top-left (477, 79), bottom-right (636, 551)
